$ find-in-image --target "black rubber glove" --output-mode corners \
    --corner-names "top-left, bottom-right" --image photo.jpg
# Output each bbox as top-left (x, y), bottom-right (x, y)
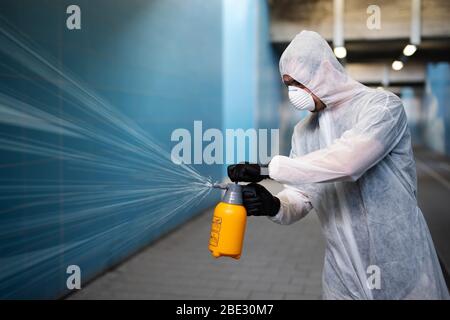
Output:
top-left (242, 183), bottom-right (280, 217)
top-left (227, 162), bottom-right (269, 183)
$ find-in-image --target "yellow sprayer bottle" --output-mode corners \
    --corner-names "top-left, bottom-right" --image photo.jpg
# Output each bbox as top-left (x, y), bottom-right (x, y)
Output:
top-left (209, 183), bottom-right (247, 259)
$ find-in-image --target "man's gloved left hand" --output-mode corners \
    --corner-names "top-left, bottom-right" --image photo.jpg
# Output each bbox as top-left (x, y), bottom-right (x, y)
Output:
top-left (227, 163), bottom-right (268, 182)
top-left (242, 183), bottom-right (280, 217)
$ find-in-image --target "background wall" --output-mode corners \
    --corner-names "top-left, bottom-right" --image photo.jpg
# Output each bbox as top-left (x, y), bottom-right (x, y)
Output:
top-left (0, 0), bottom-right (224, 299)
top-left (422, 63), bottom-right (450, 155)
top-left (401, 87), bottom-right (423, 144)
top-left (0, 0), bottom-right (282, 299)
top-left (222, 0), bottom-right (282, 164)
top-left (400, 62), bottom-right (450, 155)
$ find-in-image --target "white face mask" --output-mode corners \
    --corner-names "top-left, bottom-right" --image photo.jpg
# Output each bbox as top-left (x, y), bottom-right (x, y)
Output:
top-left (288, 86), bottom-right (315, 111)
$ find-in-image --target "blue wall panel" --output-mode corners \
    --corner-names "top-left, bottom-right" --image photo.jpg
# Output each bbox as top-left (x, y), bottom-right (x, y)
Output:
top-left (422, 62), bottom-right (450, 155)
top-left (0, 0), bottom-right (282, 299)
top-left (0, 0), bottom-right (222, 298)
top-left (222, 0), bottom-right (281, 165)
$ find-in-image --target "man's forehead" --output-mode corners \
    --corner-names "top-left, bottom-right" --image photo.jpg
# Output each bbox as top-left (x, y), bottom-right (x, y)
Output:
top-left (282, 75), bottom-right (294, 83)
top-left (282, 75), bottom-right (302, 87)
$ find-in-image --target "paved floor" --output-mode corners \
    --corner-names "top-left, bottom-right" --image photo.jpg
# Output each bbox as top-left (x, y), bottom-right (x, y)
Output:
top-left (69, 180), bottom-right (325, 300)
top-left (69, 147), bottom-right (450, 300)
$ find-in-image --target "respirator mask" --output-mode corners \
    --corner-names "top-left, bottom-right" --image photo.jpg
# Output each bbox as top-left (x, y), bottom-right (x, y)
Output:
top-left (288, 86), bottom-right (315, 112)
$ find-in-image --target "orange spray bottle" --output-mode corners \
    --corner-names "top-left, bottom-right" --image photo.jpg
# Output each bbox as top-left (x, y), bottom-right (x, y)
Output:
top-left (209, 183), bottom-right (247, 259)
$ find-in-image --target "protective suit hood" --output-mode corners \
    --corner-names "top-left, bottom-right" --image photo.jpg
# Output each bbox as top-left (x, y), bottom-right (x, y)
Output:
top-left (279, 30), bottom-right (365, 108)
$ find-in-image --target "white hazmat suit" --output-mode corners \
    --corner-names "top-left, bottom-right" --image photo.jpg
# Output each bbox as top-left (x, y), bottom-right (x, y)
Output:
top-left (268, 30), bottom-right (449, 300)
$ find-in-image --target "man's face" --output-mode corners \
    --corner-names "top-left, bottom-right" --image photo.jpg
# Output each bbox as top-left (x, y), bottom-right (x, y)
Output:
top-left (282, 74), bottom-right (326, 112)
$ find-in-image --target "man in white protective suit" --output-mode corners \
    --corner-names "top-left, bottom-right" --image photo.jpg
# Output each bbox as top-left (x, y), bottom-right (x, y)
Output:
top-left (227, 31), bottom-right (449, 300)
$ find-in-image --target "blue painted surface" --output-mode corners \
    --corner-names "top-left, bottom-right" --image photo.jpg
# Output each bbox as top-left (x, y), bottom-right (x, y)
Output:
top-left (0, 0), bottom-right (281, 299)
top-left (222, 0), bottom-right (281, 164)
top-left (401, 87), bottom-right (423, 144)
top-left (223, 0), bottom-right (257, 132)
top-left (0, 0), bottom-right (223, 298)
top-left (422, 63), bottom-right (450, 155)
top-left (255, 0), bottom-right (282, 132)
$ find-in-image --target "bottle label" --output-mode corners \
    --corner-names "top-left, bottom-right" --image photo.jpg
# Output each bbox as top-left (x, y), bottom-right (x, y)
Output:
top-left (209, 216), bottom-right (222, 247)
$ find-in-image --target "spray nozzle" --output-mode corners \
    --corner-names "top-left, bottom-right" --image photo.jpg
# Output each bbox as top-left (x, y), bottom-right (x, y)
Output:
top-left (212, 182), bottom-right (228, 190)
top-left (210, 182), bottom-right (243, 204)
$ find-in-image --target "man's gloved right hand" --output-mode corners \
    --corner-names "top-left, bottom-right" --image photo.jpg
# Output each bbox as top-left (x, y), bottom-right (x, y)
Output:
top-left (242, 183), bottom-right (280, 217)
top-left (227, 163), bottom-right (268, 182)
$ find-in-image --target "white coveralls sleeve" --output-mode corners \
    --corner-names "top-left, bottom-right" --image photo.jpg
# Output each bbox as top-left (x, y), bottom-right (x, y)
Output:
top-left (269, 186), bottom-right (313, 225)
top-left (269, 95), bottom-right (408, 185)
